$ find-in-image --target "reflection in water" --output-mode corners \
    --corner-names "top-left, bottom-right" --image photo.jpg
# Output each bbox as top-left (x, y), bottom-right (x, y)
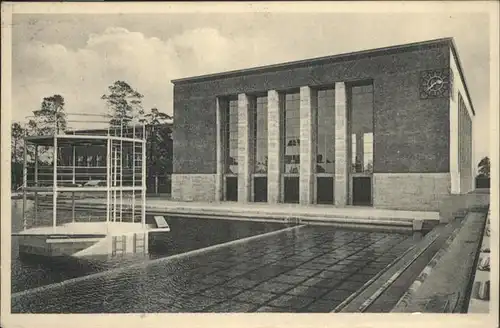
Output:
top-left (11, 200), bottom-right (426, 314)
top-left (10, 200), bottom-right (293, 293)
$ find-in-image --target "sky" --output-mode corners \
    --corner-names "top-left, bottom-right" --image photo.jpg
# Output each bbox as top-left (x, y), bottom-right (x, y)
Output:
top-left (10, 9), bottom-right (493, 163)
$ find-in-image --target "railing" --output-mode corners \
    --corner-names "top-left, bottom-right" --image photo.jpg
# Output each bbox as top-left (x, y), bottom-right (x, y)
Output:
top-left (25, 190), bottom-right (146, 229)
top-left (24, 165), bottom-right (145, 188)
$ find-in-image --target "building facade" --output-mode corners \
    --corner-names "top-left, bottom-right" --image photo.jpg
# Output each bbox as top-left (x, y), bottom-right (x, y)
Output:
top-left (171, 38), bottom-right (475, 211)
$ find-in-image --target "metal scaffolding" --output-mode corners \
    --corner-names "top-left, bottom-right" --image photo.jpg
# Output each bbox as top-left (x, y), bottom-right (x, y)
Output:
top-left (21, 113), bottom-right (147, 232)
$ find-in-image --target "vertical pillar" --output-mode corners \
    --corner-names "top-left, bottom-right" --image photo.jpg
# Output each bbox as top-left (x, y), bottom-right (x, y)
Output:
top-left (299, 86), bottom-right (314, 205)
top-left (334, 82), bottom-right (348, 206)
top-left (238, 93), bottom-right (251, 202)
top-left (141, 139), bottom-right (146, 227)
top-left (267, 90), bottom-right (281, 204)
top-left (22, 139), bottom-right (28, 231)
top-left (72, 146), bottom-right (75, 222)
top-left (215, 97), bottom-right (224, 201)
top-left (53, 136), bottom-right (58, 232)
top-left (34, 146), bottom-right (39, 224)
top-left (450, 102), bottom-right (459, 194)
top-left (471, 117), bottom-right (475, 192)
top-left (106, 139), bottom-right (111, 227)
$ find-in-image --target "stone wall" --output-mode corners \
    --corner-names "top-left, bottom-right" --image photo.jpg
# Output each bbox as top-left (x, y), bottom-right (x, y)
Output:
top-left (373, 173), bottom-right (451, 211)
top-left (458, 94), bottom-right (473, 193)
top-left (173, 43), bottom-right (451, 175)
top-left (171, 174), bottom-right (217, 202)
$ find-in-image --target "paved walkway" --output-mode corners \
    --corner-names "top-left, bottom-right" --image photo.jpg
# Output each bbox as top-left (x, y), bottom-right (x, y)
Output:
top-left (58, 197), bottom-right (439, 230)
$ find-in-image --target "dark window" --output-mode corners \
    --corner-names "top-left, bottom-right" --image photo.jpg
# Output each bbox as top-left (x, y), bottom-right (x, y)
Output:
top-left (222, 98), bottom-right (239, 175)
top-left (251, 96), bottom-right (268, 174)
top-left (350, 84), bottom-right (374, 174)
top-left (352, 176), bottom-right (372, 206)
top-left (253, 177), bottom-right (268, 202)
top-left (284, 176), bottom-right (299, 203)
top-left (282, 92), bottom-right (300, 174)
top-left (316, 88), bottom-right (335, 174)
top-left (225, 176), bottom-right (238, 201)
top-left (220, 97), bottom-right (239, 201)
top-left (317, 177), bottom-right (334, 204)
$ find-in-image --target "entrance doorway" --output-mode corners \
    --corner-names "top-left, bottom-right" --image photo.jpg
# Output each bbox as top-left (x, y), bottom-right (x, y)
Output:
top-left (283, 176), bottom-right (299, 203)
top-left (347, 82), bottom-right (374, 207)
top-left (253, 176), bottom-right (268, 202)
top-left (351, 175), bottom-right (372, 206)
top-left (316, 176), bottom-right (334, 204)
top-left (225, 176), bottom-right (238, 201)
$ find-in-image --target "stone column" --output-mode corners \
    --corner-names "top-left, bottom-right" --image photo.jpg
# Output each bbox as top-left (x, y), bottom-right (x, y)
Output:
top-left (299, 86), bottom-right (314, 205)
top-left (450, 101), bottom-right (459, 194)
top-left (237, 93), bottom-right (251, 202)
top-left (215, 97), bottom-right (224, 201)
top-left (334, 82), bottom-right (348, 206)
top-left (267, 90), bottom-right (281, 204)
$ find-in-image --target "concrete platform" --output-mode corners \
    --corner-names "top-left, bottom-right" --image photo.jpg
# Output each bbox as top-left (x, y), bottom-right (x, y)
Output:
top-left (390, 210), bottom-right (488, 313)
top-left (56, 197), bottom-right (440, 231)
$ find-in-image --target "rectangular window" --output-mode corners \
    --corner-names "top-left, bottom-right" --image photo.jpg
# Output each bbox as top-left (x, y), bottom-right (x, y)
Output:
top-left (363, 133), bottom-right (373, 173)
top-left (458, 92), bottom-right (472, 192)
top-left (282, 92), bottom-right (300, 174)
top-left (350, 83), bottom-right (374, 174)
top-left (351, 134), bottom-right (357, 171)
top-left (222, 98), bottom-right (239, 175)
top-left (315, 88), bottom-right (335, 174)
top-left (251, 96), bottom-right (268, 174)
top-left (221, 97), bottom-right (239, 201)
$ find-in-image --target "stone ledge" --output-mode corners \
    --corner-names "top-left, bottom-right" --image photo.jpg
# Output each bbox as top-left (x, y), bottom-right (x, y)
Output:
top-left (391, 210), bottom-right (487, 313)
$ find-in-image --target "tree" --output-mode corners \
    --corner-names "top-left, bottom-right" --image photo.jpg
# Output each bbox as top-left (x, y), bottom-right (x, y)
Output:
top-left (32, 94), bottom-right (67, 135)
top-left (144, 108), bottom-right (173, 177)
top-left (144, 108), bottom-right (172, 126)
top-left (11, 122), bottom-right (25, 189)
top-left (11, 122), bottom-right (25, 163)
top-left (477, 156), bottom-right (490, 178)
top-left (20, 95), bottom-right (68, 166)
top-left (102, 81), bottom-right (144, 128)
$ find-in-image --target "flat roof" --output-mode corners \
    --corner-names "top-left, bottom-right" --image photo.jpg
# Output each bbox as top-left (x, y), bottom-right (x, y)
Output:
top-left (25, 134), bottom-right (142, 147)
top-left (171, 37), bottom-right (475, 115)
top-left (449, 38), bottom-right (476, 116)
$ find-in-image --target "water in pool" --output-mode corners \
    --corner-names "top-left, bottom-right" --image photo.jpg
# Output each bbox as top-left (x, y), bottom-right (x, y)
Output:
top-left (11, 200), bottom-right (294, 293)
top-left (10, 199), bottom-right (423, 313)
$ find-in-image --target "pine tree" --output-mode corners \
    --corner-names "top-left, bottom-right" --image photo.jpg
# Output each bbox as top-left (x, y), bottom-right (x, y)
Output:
top-left (32, 94), bottom-right (67, 135)
top-left (102, 81), bottom-right (144, 129)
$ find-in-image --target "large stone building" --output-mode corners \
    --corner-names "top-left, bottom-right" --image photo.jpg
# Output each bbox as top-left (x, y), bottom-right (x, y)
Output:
top-left (171, 38), bottom-right (475, 211)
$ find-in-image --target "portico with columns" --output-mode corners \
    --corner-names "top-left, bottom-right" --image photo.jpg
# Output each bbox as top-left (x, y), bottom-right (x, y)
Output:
top-left (174, 38), bottom-right (475, 212)
top-left (217, 82), bottom-right (353, 207)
